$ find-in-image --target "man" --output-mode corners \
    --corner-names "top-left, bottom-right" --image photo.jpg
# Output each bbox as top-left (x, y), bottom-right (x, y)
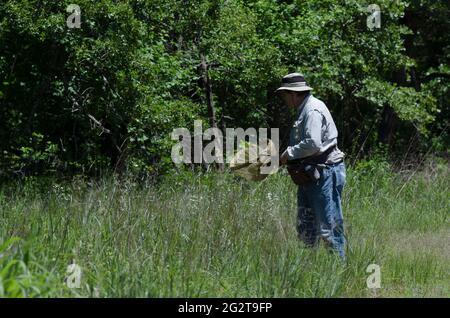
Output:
top-left (277, 73), bottom-right (347, 261)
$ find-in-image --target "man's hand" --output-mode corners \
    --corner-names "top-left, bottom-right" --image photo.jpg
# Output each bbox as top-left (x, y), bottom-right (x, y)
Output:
top-left (280, 150), bottom-right (289, 166)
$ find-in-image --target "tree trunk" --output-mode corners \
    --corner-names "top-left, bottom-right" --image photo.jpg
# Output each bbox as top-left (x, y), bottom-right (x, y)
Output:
top-left (200, 53), bottom-right (223, 171)
top-left (200, 53), bottom-right (217, 129)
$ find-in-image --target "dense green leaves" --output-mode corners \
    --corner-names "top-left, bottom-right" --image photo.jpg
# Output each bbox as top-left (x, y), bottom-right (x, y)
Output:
top-left (0, 0), bottom-right (447, 178)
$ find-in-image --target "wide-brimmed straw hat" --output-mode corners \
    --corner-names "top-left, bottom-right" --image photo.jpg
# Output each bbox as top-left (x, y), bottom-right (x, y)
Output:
top-left (276, 73), bottom-right (313, 92)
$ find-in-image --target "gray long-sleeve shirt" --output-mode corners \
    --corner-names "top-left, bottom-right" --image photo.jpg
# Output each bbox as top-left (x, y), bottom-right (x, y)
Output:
top-left (286, 93), bottom-right (345, 164)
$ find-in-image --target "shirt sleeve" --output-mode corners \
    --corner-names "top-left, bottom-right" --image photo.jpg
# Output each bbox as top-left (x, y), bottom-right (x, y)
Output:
top-left (286, 110), bottom-right (323, 160)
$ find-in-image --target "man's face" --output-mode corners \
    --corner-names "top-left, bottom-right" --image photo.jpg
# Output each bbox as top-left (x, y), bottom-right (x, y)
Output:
top-left (280, 91), bottom-right (303, 109)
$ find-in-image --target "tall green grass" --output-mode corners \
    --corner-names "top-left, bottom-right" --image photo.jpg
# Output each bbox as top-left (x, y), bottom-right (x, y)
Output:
top-left (0, 159), bottom-right (448, 297)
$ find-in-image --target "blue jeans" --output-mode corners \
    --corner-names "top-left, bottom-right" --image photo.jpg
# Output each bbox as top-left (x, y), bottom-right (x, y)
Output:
top-left (297, 161), bottom-right (346, 260)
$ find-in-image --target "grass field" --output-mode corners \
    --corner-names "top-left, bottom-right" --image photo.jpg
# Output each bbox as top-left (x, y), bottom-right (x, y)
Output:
top-left (0, 159), bottom-right (448, 297)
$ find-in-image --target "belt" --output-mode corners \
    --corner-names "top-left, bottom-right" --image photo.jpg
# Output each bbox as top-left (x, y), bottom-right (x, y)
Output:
top-left (288, 145), bottom-right (337, 166)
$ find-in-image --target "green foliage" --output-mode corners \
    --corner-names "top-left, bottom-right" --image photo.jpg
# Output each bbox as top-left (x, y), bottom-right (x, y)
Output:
top-left (0, 0), bottom-right (448, 178)
top-left (356, 78), bottom-right (437, 133)
top-left (0, 165), bottom-right (448, 297)
top-left (0, 237), bottom-right (54, 297)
